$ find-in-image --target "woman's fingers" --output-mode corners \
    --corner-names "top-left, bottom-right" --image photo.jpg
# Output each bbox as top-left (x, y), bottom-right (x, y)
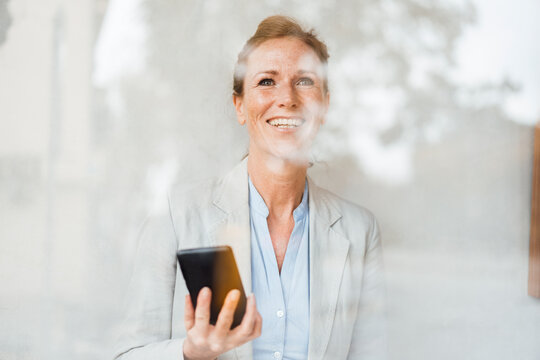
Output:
top-left (231, 294), bottom-right (260, 341)
top-left (184, 289), bottom-right (262, 358)
top-left (184, 294), bottom-right (195, 330)
top-left (194, 287), bottom-right (212, 328)
top-left (213, 289), bottom-right (241, 337)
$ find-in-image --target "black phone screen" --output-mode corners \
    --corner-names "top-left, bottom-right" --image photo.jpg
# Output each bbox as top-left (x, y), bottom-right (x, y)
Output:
top-left (177, 246), bottom-right (247, 328)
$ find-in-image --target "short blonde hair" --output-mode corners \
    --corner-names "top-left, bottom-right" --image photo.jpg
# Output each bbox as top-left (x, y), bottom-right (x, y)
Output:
top-left (233, 15), bottom-right (329, 96)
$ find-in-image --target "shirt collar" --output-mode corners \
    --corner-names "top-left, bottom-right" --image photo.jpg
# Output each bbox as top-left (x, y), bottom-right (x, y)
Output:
top-left (248, 177), bottom-right (309, 220)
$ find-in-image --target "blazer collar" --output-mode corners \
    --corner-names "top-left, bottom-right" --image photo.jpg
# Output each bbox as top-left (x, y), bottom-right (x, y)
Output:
top-left (213, 158), bottom-right (250, 215)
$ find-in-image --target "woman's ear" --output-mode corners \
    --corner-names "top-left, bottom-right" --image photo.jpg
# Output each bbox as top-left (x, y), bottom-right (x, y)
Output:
top-left (233, 94), bottom-right (246, 125)
top-left (321, 91), bottom-right (330, 125)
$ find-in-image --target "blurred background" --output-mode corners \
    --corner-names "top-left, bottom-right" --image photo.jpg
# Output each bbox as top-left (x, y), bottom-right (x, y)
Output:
top-left (1, 0), bottom-right (539, 359)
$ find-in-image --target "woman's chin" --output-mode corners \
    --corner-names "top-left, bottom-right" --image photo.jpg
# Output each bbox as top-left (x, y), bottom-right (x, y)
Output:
top-left (268, 144), bottom-right (312, 165)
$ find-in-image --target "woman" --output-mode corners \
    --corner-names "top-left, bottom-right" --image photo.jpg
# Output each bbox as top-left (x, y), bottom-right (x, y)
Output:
top-left (114, 15), bottom-right (384, 360)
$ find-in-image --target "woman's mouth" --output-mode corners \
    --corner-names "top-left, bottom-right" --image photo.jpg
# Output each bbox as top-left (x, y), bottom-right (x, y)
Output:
top-left (267, 118), bottom-right (304, 129)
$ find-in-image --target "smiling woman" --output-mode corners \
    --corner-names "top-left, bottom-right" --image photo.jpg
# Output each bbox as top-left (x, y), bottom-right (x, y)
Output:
top-left (114, 15), bottom-right (385, 360)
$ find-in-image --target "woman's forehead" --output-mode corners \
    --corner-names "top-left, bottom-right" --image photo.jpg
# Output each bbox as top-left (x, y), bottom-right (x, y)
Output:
top-left (246, 37), bottom-right (323, 74)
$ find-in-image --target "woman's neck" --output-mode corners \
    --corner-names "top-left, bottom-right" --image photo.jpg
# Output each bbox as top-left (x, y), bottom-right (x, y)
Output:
top-left (247, 150), bottom-right (308, 218)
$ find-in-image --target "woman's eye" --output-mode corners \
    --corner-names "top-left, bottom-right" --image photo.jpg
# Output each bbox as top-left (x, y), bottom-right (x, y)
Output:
top-left (258, 78), bottom-right (275, 86)
top-left (297, 77), bottom-right (314, 86)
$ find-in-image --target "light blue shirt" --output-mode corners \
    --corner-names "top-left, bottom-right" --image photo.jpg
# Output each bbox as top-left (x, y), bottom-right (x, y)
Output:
top-left (249, 178), bottom-right (310, 360)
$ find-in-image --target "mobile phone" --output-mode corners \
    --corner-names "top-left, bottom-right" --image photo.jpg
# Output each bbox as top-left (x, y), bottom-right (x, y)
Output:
top-left (177, 246), bottom-right (247, 328)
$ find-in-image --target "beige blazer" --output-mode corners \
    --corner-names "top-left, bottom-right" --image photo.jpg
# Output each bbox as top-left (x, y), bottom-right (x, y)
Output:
top-left (114, 159), bottom-right (385, 360)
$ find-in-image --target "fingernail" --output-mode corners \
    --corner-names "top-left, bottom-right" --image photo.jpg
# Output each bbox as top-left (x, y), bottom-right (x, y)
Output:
top-left (231, 289), bottom-right (240, 301)
top-left (202, 287), bottom-right (210, 296)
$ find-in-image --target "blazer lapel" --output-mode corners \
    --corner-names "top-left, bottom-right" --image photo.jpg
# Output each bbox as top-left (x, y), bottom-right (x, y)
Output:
top-left (208, 158), bottom-right (253, 360)
top-left (308, 179), bottom-right (350, 360)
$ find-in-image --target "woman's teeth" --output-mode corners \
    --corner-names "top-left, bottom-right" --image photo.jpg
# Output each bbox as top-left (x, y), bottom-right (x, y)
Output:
top-left (268, 118), bottom-right (303, 128)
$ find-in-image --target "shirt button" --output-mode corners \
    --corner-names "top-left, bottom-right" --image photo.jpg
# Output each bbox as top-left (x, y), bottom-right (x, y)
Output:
top-left (273, 351), bottom-right (281, 359)
top-left (276, 310), bottom-right (284, 318)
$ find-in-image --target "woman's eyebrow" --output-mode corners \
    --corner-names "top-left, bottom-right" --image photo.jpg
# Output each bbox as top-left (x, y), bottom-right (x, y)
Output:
top-left (254, 70), bottom-right (278, 76)
top-left (254, 70), bottom-right (317, 77)
top-left (297, 70), bottom-right (317, 75)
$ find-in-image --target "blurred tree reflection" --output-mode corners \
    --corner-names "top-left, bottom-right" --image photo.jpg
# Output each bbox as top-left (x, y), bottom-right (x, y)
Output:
top-left (95, 0), bottom-right (518, 199)
top-left (100, 0), bottom-right (527, 265)
top-left (94, 0), bottom-right (528, 244)
top-left (93, 0), bottom-right (523, 250)
top-left (93, 1), bottom-right (536, 359)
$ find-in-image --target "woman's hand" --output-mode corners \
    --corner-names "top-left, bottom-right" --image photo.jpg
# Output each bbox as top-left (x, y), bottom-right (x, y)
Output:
top-left (182, 287), bottom-right (262, 360)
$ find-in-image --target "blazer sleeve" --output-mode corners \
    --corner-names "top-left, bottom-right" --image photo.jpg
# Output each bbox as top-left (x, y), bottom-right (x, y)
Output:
top-left (347, 215), bottom-right (387, 360)
top-left (113, 211), bottom-right (186, 360)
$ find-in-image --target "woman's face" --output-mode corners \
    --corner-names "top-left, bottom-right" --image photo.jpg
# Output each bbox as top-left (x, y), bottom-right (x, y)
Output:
top-left (233, 37), bottom-right (329, 163)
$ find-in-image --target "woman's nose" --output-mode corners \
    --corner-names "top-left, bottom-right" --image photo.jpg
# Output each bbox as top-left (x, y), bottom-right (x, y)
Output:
top-left (277, 84), bottom-right (298, 108)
